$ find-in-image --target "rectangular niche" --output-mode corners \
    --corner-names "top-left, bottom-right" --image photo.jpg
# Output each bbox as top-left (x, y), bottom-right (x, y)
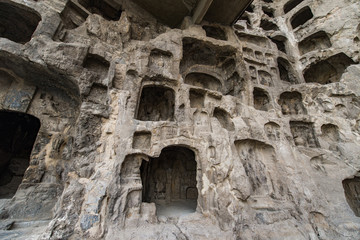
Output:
top-left (132, 131), bottom-right (151, 150)
top-left (290, 121), bottom-right (319, 148)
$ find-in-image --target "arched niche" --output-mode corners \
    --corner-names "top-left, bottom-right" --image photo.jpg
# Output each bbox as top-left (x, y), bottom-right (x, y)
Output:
top-left (0, 2), bottom-right (41, 44)
top-left (141, 146), bottom-right (198, 217)
top-left (299, 31), bottom-right (331, 55)
top-left (185, 72), bottom-right (222, 92)
top-left (278, 57), bottom-right (297, 84)
top-left (253, 88), bottom-right (270, 111)
top-left (290, 6), bottom-right (313, 29)
top-left (136, 85), bottom-right (175, 121)
top-left (0, 111), bottom-right (40, 198)
top-left (202, 25), bottom-right (227, 41)
top-left (278, 91), bottom-right (306, 115)
top-left (304, 53), bottom-right (355, 84)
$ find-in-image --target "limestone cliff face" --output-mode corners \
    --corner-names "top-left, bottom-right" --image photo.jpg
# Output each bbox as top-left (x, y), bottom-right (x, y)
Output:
top-left (0, 0), bottom-right (359, 239)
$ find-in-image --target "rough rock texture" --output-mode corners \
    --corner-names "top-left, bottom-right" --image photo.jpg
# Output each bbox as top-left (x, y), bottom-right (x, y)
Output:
top-left (0, 0), bottom-right (360, 239)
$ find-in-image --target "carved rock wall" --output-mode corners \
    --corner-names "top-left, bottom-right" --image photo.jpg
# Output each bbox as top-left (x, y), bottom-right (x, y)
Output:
top-left (0, 0), bottom-right (359, 239)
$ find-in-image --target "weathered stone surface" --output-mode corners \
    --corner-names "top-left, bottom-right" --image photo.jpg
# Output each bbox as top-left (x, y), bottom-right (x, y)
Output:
top-left (0, 0), bottom-right (359, 239)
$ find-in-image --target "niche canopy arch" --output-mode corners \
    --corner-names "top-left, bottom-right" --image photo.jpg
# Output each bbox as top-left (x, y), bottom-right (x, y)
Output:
top-left (0, 1), bottom-right (41, 44)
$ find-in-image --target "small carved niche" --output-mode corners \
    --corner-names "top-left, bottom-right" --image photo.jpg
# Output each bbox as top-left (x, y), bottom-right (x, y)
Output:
top-left (60, 1), bottom-right (89, 29)
top-left (180, 37), bottom-right (236, 74)
top-left (136, 86), bottom-right (175, 121)
top-left (321, 124), bottom-right (340, 151)
top-left (83, 53), bottom-right (110, 81)
top-left (0, 2), bottom-right (41, 44)
top-left (253, 88), bottom-right (270, 111)
top-left (149, 49), bottom-right (172, 70)
top-left (290, 121), bottom-right (319, 148)
top-left (262, 6), bottom-right (274, 18)
top-left (258, 70), bottom-right (273, 87)
top-left (132, 131), bottom-right (151, 150)
top-left (264, 122), bottom-right (280, 141)
top-left (234, 139), bottom-right (282, 197)
top-left (291, 6), bottom-right (313, 29)
top-left (299, 31), bottom-right (331, 55)
top-left (304, 53), bottom-right (355, 84)
top-left (78, 0), bottom-right (122, 21)
top-left (270, 36), bottom-right (287, 54)
top-left (189, 89), bottom-right (205, 109)
top-left (202, 25), bottom-right (227, 41)
top-left (342, 176), bottom-right (360, 217)
top-left (284, 0), bottom-right (304, 14)
top-left (260, 19), bottom-right (279, 31)
top-left (86, 83), bottom-right (107, 105)
top-left (213, 107), bottom-right (235, 131)
top-left (185, 73), bottom-right (222, 92)
top-left (278, 91), bottom-right (306, 115)
top-left (224, 72), bottom-right (244, 97)
top-left (278, 57), bottom-right (297, 84)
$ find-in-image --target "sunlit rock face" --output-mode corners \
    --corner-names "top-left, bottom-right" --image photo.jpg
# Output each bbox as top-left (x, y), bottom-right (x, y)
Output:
top-left (0, 0), bottom-right (359, 239)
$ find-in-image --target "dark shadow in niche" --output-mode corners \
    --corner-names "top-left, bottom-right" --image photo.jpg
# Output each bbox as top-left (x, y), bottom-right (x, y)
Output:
top-left (291, 6), bottom-right (313, 29)
top-left (278, 57), bottom-right (297, 84)
top-left (0, 111), bottom-right (40, 198)
top-left (304, 53), bottom-right (355, 84)
top-left (0, 2), bottom-right (41, 44)
top-left (83, 53), bottom-right (110, 81)
top-left (60, 0), bottom-right (89, 29)
top-left (78, 0), bottom-right (122, 21)
top-left (253, 88), bottom-right (270, 111)
top-left (185, 73), bottom-right (222, 92)
top-left (284, 0), bottom-right (304, 14)
top-left (278, 91), bottom-right (306, 115)
top-left (136, 86), bottom-right (175, 121)
top-left (202, 25), bottom-right (227, 41)
top-left (299, 31), bottom-right (331, 55)
top-left (260, 19), bottom-right (279, 31)
top-left (213, 107), bottom-right (235, 131)
top-left (149, 49), bottom-right (173, 70)
top-left (342, 176), bottom-right (360, 217)
top-left (290, 121), bottom-right (319, 148)
top-left (180, 37), bottom-right (236, 75)
top-left (224, 72), bottom-right (244, 98)
top-left (262, 7), bottom-right (274, 18)
top-left (270, 36), bottom-right (287, 54)
top-left (189, 89), bottom-right (205, 109)
top-left (141, 146), bottom-right (197, 218)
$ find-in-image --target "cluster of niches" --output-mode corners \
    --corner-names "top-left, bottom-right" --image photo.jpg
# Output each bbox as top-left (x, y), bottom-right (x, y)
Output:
top-left (0, 0), bottom-right (112, 203)
top-left (240, 0), bottom-right (357, 86)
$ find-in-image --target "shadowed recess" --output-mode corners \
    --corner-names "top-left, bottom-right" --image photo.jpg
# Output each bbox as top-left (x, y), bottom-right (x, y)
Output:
top-left (0, 2), bottom-right (41, 44)
top-left (0, 111), bottom-right (40, 198)
top-left (342, 177), bottom-right (360, 217)
top-left (141, 146), bottom-right (197, 217)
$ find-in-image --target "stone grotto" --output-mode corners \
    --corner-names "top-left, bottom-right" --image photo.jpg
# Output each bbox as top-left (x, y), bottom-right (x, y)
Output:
top-left (0, 0), bottom-right (359, 239)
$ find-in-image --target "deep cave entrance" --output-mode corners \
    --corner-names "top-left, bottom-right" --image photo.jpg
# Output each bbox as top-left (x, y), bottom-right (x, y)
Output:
top-left (0, 111), bottom-right (40, 199)
top-left (141, 146), bottom-right (198, 218)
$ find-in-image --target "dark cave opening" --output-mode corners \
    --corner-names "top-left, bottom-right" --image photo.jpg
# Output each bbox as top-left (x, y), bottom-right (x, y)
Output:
top-left (0, 111), bottom-right (40, 198)
top-left (141, 146), bottom-right (197, 217)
